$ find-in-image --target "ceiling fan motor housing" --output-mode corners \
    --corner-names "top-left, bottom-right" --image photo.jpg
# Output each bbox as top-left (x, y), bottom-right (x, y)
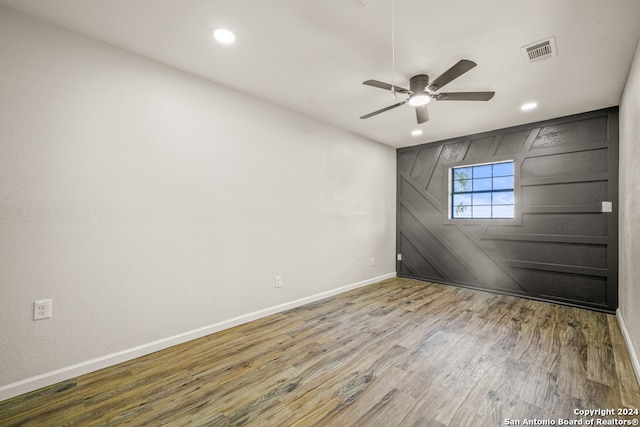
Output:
top-left (409, 74), bottom-right (430, 94)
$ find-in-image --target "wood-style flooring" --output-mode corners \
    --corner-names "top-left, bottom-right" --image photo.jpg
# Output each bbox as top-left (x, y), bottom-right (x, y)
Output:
top-left (1, 277), bottom-right (639, 426)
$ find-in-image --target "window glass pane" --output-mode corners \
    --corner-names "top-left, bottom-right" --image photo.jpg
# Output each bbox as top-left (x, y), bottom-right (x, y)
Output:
top-left (453, 194), bottom-right (471, 206)
top-left (493, 191), bottom-right (514, 205)
top-left (473, 205), bottom-right (491, 218)
top-left (453, 205), bottom-right (471, 218)
top-left (473, 178), bottom-right (492, 191)
top-left (493, 176), bottom-right (514, 190)
top-left (473, 164), bottom-right (492, 178)
top-left (493, 162), bottom-right (513, 177)
top-left (493, 205), bottom-right (514, 218)
top-left (454, 179), bottom-right (470, 192)
top-left (453, 167), bottom-right (472, 179)
top-left (453, 168), bottom-right (472, 192)
top-left (473, 192), bottom-right (491, 205)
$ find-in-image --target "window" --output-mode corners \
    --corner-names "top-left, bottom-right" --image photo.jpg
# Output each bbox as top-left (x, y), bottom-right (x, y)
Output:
top-left (451, 161), bottom-right (514, 219)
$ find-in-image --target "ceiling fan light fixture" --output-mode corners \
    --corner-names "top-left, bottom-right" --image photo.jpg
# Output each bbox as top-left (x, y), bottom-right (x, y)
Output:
top-left (521, 102), bottom-right (537, 111)
top-left (408, 93), bottom-right (431, 107)
top-left (411, 129), bottom-right (423, 136)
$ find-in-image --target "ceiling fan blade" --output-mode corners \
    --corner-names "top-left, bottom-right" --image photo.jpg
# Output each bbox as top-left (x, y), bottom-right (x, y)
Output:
top-left (416, 105), bottom-right (429, 124)
top-left (363, 80), bottom-right (410, 94)
top-left (433, 91), bottom-right (495, 101)
top-left (360, 101), bottom-right (407, 119)
top-left (427, 60), bottom-right (477, 91)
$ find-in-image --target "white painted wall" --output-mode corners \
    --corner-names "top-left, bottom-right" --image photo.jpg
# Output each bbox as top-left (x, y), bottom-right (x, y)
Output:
top-left (619, 36), bottom-right (640, 381)
top-left (0, 6), bottom-right (396, 398)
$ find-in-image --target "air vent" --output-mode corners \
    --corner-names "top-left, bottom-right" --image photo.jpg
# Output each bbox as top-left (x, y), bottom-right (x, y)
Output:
top-left (521, 36), bottom-right (557, 64)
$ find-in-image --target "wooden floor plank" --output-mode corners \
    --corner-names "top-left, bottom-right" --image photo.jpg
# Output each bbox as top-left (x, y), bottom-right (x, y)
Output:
top-left (1, 277), bottom-right (639, 426)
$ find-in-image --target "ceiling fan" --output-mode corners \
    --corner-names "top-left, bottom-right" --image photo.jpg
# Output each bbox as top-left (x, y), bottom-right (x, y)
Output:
top-left (360, 59), bottom-right (495, 124)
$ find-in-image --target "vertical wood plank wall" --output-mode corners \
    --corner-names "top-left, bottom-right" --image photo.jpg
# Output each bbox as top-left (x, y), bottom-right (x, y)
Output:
top-left (396, 107), bottom-right (619, 313)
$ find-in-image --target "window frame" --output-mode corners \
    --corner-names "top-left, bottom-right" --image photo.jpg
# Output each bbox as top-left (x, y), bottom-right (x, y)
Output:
top-left (445, 157), bottom-right (520, 225)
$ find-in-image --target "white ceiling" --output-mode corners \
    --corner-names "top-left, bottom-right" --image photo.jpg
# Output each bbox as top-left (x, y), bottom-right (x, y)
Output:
top-left (2, 0), bottom-right (640, 148)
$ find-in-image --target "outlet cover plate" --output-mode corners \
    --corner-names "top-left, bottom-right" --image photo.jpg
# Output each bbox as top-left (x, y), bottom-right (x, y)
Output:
top-left (34, 299), bottom-right (52, 320)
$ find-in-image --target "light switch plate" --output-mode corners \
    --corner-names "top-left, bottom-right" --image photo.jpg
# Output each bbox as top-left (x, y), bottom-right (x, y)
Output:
top-left (602, 201), bottom-right (613, 213)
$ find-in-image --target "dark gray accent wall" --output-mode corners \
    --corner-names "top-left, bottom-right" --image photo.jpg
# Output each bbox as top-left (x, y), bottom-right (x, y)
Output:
top-left (397, 108), bottom-right (619, 313)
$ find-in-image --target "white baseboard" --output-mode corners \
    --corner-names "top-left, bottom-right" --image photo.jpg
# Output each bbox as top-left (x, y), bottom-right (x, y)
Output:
top-left (0, 272), bottom-right (396, 402)
top-left (617, 308), bottom-right (640, 386)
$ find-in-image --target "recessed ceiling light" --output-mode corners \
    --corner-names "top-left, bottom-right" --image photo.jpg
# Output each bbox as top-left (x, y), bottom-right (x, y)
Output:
top-left (213, 28), bottom-right (235, 44)
top-left (521, 102), bottom-right (537, 111)
top-left (411, 129), bottom-right (423, 136)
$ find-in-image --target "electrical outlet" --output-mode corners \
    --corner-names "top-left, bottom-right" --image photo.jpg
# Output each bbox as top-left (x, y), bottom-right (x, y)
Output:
top-left (274, 276), bottom-right (282, 288)
top-left (34, 299), bottom-right (52, 320)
